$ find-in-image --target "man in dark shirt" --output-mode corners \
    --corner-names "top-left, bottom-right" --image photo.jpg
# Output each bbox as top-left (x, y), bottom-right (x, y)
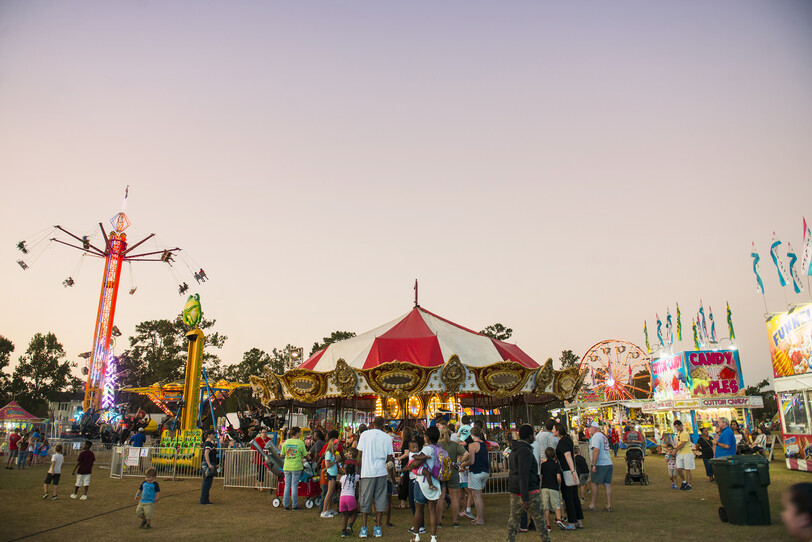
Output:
top-left (506, 424), bottom-right (551, 542)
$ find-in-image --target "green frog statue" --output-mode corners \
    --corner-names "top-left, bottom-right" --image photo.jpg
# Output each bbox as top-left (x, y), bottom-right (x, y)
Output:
top-left (182, 293), bottom-right (202, 328)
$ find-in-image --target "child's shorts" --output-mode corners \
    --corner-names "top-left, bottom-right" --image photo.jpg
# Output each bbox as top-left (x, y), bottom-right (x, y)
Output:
top-left (541, 488), bottom-right (561, 511)
top-left (76, 474), bottom-right (91, 486)
top-left (578, 473), bottom-right (589, 485)
top-left (136, 502), bottom-right (154, 520)
top-left (44, 472), bottom-right (61, 485)
top-left (339, 495), bottom-right (357, 513)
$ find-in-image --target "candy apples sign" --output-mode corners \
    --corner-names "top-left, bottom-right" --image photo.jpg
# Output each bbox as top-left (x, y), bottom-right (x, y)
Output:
top-left (685, 350), bottom-right (743, 396)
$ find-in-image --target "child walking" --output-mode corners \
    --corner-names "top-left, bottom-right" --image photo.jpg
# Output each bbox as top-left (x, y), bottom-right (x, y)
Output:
top-left (665, 444), bottom-right (678, 489)
top-left (72, 441), bottom-right (95, 500)
top-left (540, 447), bottom-right (566, 531)
top-left (42, 444), bottom-right (64, 500)
top-left (339, 462), bottom-right (360, 537)
top-left (135, 468), bottom-right (160, 529)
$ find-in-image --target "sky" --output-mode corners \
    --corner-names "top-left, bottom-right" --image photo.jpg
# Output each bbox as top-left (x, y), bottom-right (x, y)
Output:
top-left (1, 1), bottom-right (811, 389)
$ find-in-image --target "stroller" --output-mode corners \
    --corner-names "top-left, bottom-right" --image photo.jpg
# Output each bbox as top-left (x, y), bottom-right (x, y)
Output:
top-left (271, 460), bottom-right (323, 509)
top-left (623, 433), bottom-right (649, 485)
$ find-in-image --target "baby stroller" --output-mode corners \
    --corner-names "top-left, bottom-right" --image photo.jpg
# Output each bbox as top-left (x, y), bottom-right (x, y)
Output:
top-left (272, 461), bottom-right (323, 509)
top-left (624, 434), bottom-right (649, 485)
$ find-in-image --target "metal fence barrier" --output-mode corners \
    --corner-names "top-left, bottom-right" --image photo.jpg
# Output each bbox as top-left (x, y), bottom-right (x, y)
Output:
top-left (483, 450), bottom-right (509, 494)
top-left (110, 446), bottom-right (224, 480)
top-left (48, 439), bottom-right (116, 466)
top-left (221, 448), bottom-right (278, 490)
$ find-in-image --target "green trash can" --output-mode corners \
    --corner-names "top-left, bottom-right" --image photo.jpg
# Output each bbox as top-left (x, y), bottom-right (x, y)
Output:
top-left (710, 454), bottom-right (771, 525)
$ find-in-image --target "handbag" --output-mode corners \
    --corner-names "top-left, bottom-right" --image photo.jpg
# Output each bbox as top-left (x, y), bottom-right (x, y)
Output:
top-left (201, 463), bottom-right (216, 478)
top-left (563, 469), bottom-right (579, 487)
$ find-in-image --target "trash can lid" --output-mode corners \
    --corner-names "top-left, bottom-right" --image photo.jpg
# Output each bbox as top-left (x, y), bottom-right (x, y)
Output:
top-left (710, 454), bottom-right (768, 466)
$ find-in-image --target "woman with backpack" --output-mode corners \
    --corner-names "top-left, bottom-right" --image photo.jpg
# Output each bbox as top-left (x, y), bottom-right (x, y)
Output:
top-left (437, 426), bottom-right (468, 528)
top-left (408, 426), bottom-right (442, 542)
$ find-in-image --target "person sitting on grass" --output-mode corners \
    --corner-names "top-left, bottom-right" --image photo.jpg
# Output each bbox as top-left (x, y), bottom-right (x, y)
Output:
top-left (42, 444), bottom-right (64, 500)
top-left (339, 462), bottom-right (360, 537)
top-left (71, 440), bottom-right (95, 500)
top-left (135, 468), bottom-right (160, 529)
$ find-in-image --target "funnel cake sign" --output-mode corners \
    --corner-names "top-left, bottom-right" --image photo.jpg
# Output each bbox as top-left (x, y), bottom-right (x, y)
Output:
top-left (685, 350), bottom-right (743, 396)
top-left (652, 353), bottom-right (689, 400)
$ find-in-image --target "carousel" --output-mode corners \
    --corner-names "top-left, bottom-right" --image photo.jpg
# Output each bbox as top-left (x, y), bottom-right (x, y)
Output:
top-left (249, 303), bottom-right (587, 430)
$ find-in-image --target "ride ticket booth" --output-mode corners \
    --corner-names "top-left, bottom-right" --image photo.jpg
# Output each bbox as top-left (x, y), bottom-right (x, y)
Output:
top-left (649, 349), bottom-right (760, 446)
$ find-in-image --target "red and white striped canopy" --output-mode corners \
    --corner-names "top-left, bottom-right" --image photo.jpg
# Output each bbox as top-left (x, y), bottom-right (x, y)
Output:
top-left (300, 306), bottom-right (539, 372)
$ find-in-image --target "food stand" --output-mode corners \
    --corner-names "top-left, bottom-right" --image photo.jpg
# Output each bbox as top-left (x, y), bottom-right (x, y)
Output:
top-left (646, 349), bottom-right (760, 446)
top-left (767, 303), bottom-right (812, 471)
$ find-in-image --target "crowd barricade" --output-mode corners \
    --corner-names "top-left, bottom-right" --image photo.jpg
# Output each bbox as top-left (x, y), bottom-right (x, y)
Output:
top-left (48, 439), bottom-right (117, 466)
top-left (221, 447), bottom-right (277, 490)
top-left (109, 446), bottom-right (224, 480)
top-left (483, 450), bottom-right (509, 494)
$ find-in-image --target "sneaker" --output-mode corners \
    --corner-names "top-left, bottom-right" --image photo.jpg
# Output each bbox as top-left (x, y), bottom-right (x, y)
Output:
top-left (42, 494), bottom-right (49, 500)
top-left (565, 525), bottom-right (576, 530)
top-left (684, 484), bottom-right (692, 491)
top-left (556, 520), bottom-right (567, 530)
top-left (430, 536), bottom-right (437, 542)
top-left (51, 495), bottom-right (58, 500)
top-left (671, 484), bottom-right (678, 490)
top-left (321, 511), bottom-right (331, 518)
top-left (464, 510), bottom-right (476, 520)
top-left (140, 520), bottom-right (147, 528)
top-left (419, 527), bottom-right (426, 534)
top-left (359, 526), bottom-right (368, 538)
top-left (546, 525), bottom-right (552, 532)
top-left (144, 525), bottom-right (151, 530)
top-left (80, 495), bottom-right (87, 501)
top-left (580, 497), bottom-right (585, 503)
top-left (373, 526), bottom-right (382, 538)
top-left (71, 494), bottom-right (78, 499)
top-left (341, 529), bottom-right (350, 538)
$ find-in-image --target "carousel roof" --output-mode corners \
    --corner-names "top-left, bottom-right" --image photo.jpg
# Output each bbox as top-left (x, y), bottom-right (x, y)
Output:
top-left (300, 306), bottom-right (540, 372)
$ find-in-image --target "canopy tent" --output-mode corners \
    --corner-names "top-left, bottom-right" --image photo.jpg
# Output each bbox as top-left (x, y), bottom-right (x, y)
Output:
top-left (250, 306), bottom-right (586, 405)
top-left (0, 401), bottom-right (43, 422)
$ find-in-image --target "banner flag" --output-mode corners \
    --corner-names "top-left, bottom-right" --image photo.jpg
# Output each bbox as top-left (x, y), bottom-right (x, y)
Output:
top-left (699, 301), bottom-right (708, 343)
top-left (666, 308), bottom-right (674, 346)
top-left (726, 302), bottom-right (735, 340)
top-left (692, 319), bottom-right (700, 350)
top-left (656, 314), bottom-right (664, 349)
top-left (628, 364), bottom-right (633, 384)
top-left (803, 218), bottom-right (812, 276)
top-left (709, 306), bottom-right (717, 343)
top-left (752, 242), bottom-right (765, 294)
top-left (644, 321), bottom-right (651, 353)
top-left (770, 232), bottom-right (788, 287)
top-left (676, 303), bottom-right (682, 341)
top-left (788, 242), bottom-right (804, 294)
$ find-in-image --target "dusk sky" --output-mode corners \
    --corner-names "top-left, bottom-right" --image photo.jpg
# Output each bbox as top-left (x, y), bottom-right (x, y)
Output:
top-left (1, 1), bottom-right (811, 388)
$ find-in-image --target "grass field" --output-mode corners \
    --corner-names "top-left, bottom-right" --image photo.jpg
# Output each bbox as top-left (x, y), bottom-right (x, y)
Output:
top-left (1, 451), bottom-right (806, 542)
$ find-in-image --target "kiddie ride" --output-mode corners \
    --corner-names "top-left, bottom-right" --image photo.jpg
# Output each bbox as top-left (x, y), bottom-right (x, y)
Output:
top-left (122, 295), bottom-right (248, 470)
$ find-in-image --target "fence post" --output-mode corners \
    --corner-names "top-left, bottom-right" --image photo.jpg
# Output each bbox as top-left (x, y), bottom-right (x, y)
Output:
top-left (171, 442), bottom-right (179, 481)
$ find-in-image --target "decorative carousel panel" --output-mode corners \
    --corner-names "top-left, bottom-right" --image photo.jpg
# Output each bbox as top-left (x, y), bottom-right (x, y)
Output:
top-left (360, 361), bottom-right (435, 399)
top-left (249, 367), bottom-right (285, 406)
top-left (469, 361), bottom-right (533, 398)
top-left (440, 354), bottom-right (467, 394)
top-left (552, 366), bottom-right (586, 400)
top-left (332, 358), bottom-right (358, 396)
top-left (279, 369), bottom-right (331, 403)
top-left (533, 358), bottom-right (555, 394)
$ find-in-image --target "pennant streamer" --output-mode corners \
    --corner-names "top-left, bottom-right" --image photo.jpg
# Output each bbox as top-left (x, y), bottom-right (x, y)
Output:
top-left (803, 218), bottom-right (812, 277)
top-left (726, 302), bottom-right (735, 340)
top-left (699, 302), bottom-right (708, 342)
top-left (752, 242), bottom-right (765, 294)
top-left (676, 303), bottom-right (682, 341)
top-left (644, 321), bottom-right (651, 353)
top-left (788, 242), bottom-right (804, 294)
top-left (692, 319), bottom-right (700, 350)
top-left (656, 314), bottom-right (664, 349)
top-left (770, 232), bottom-right (788, 287)
top-left (666, 308), bottom-right (674, 346)
top-left (709, 306), bottom-right (717, 343)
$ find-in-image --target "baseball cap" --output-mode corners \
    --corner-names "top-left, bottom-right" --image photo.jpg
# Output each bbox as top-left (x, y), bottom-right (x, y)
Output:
top-left (589, 421), bottom-right (599, 428)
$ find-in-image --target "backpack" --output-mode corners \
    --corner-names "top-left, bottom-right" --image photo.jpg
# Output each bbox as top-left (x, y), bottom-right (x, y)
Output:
top-left (430, 444), bottom-right (452, 482)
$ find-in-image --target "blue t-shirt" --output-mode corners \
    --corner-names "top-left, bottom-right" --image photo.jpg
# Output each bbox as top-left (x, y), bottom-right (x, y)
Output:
top-left (130, 432), bottom-right (147, 447)
top-left (715, 427), bottom-right (737, 458)
top-left (326, 451), bottom-right (338, 477)
top-left (139, 480), bottom-right (160, 503)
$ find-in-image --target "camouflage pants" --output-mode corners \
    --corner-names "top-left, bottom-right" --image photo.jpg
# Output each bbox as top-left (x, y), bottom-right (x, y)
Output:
top-left (506, 492), bottom-right (552, 542)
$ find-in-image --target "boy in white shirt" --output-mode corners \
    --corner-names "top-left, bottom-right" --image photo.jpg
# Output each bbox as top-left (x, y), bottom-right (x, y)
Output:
top-left (43, 444), bottom-right (64, 500)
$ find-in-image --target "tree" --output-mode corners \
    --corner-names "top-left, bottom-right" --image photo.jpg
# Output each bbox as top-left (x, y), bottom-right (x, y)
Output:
top-left (0, 335), bottom-right (14, 403)
top-left (559, 349), bottom-right (580, 370)
top-left (744, 378), bottom-right (778, 422)
top-left (632, 369), bottom-right (652, 399)
top-left (310, 331), bottom-right (356, 356)
top-left (224, 348), bottom-right (274, 382)
top-left (119, 314), bottom-right (227, 390)
top-left (10, 332), bottom-right (79, 416)
top-left (479, 323), bottom-right (513, 341)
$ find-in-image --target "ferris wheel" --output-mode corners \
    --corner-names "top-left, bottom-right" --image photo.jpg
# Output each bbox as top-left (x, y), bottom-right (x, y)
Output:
top-left (579, 339), bottom-right (652, 401)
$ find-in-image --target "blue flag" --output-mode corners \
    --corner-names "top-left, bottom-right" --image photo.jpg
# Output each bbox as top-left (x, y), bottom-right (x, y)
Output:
top-left (788, 242), bottom-right (804, 294)
top-left (752, 242), bottom-right (765, 294)
top-left (656, 314), bottom-right (664, 349)
top-left (770, 232), bottom-right (788, 287)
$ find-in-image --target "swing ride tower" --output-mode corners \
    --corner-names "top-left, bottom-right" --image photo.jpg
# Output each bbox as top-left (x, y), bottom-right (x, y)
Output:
top-left (43, 191), bottom-right (181, 412)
